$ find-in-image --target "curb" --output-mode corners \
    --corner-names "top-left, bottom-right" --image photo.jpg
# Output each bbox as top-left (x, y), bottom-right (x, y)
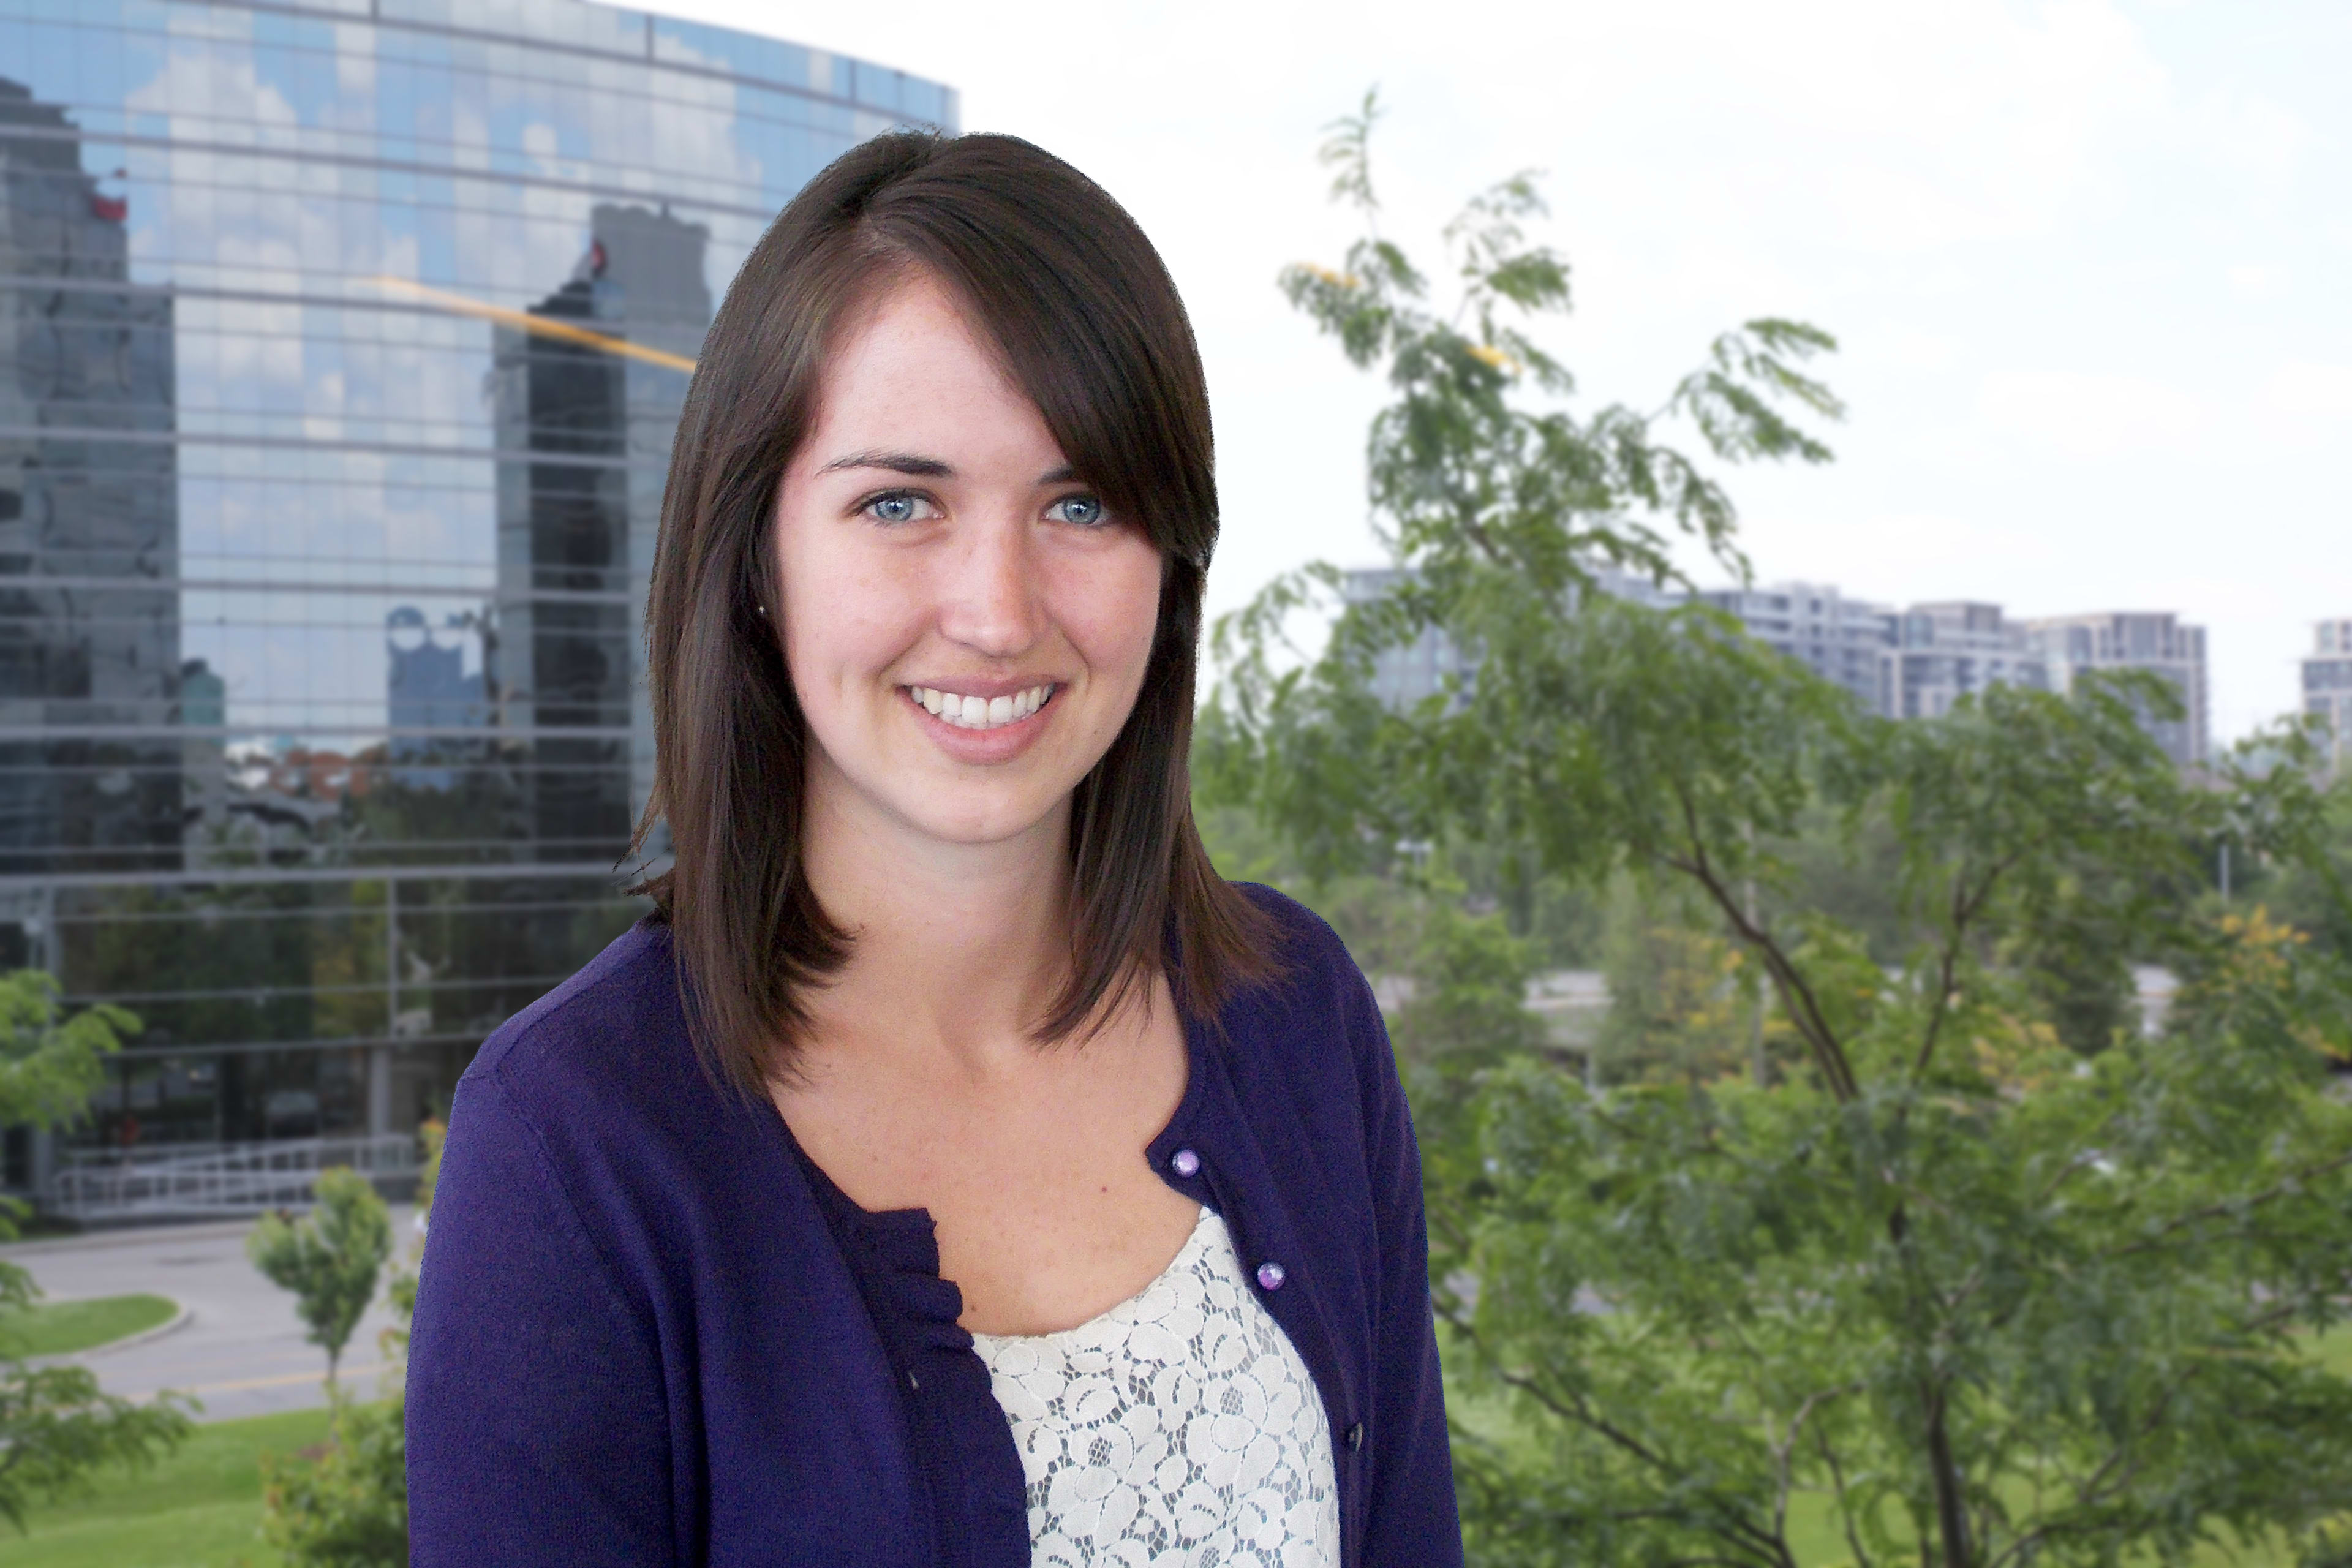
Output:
top-left (23, 1299), bottom-right (192, 1367)
top-left (0, 1220), bottom-right (254, 1257)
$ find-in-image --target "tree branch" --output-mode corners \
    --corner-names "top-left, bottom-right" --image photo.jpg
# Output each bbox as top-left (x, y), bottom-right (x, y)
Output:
top-left (1910, 846), bottom-right (2029, 1082)
top-left (2105, 1147), bottom-right (2352, 1260)
top-left (1770, 1382), bottom-right (1863, 1547)
top-left (1444, 1305), bottom-right (1795, 1565)
top-left (1978, 1306), bottom-right (2307, 1568)
top-left (1663, 783), bottom-right (1861, 1101)
top-left (1921, 1378), bottom-right (1972, 1568)
top-left (1815, 1424), bottom-right (1877, 1568)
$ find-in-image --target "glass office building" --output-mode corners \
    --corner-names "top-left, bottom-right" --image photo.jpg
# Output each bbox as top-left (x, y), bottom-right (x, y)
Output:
top-left (0, 0), bottom-right (952, 1212)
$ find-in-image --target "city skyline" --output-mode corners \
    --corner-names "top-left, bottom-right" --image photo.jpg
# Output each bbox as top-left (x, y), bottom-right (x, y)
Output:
top-left (1344, 564), bottom-right (2236, 771)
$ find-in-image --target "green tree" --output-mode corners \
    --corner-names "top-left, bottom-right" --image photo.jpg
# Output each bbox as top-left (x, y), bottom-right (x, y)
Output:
top-left (1595, 878), bottom-right (1765, 1088)
top-left (1771, 801), bottom-right (1912, 963)
top-left (1206, 102), bottom-right (2352, 1567)
top-left (259, 1118), bottom-right (439, 1567)
top-left (248, 1166), bottom-right (393, 1388)
top-left (0, 971), bottom-right (194, 1531)
top-left (260, 1396), bottom-right (408, 1568)
top-left (1390, 895), bottom-right (1549, 1067)
top-left (2256, 771), bottom-right (2352, 966)
top-left (0, 967), bottom-right (135, 1130)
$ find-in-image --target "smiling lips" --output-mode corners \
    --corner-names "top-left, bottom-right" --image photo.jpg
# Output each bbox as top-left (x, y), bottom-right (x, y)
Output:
top-left (907, 683), bottom-right (1057, 731)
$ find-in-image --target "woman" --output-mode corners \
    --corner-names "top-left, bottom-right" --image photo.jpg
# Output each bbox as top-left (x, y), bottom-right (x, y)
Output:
top-left (406, 130), bottom-right (1461, 1568)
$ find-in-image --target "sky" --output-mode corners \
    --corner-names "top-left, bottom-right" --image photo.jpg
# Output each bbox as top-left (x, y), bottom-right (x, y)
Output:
top-left (655, 0), bottom-right (2349, 744)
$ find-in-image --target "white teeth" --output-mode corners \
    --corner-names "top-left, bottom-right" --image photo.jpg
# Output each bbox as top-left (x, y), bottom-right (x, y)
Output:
top-left (908, 683), bottom-right (1055, 731)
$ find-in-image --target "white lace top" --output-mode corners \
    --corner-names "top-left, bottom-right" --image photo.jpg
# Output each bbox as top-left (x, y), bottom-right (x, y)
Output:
top-left (970, 1206), bottom-right (1342, 1567)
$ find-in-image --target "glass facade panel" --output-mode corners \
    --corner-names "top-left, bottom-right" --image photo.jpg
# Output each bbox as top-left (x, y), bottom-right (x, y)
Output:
top-left (0, 0), bottom-right (951, 1209)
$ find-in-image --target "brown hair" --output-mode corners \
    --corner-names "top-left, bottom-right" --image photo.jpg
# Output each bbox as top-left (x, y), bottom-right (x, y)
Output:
top-left (635, 131), bottom-right (1275, 1091)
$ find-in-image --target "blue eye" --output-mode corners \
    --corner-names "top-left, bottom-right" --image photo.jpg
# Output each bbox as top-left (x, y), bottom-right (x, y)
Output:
top-left (1051, 496), bottom-right (1106, 527)
top-left (864, 491), bottom-right (941, 525)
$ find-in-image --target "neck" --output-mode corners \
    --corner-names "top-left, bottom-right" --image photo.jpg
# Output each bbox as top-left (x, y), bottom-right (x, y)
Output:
top-left (797, 758), bottom-right (1076, 1074)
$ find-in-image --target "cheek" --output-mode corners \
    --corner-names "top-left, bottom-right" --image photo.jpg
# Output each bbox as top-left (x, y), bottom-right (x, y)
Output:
top-left (1057, 540), bottom-right (1165, 690)
top-left (774, 521), bottom-right (915, 705)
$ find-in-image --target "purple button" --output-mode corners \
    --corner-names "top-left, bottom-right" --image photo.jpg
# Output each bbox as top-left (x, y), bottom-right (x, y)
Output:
top-left (1256, 1261), bottom-right (1286, 1292)
top-left (1171, 1148), bottom-right (1200, 1178)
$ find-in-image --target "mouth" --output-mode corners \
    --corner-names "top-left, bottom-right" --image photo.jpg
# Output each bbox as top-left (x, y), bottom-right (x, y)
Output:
top-left (905, 682), bottom-right (1058, 732)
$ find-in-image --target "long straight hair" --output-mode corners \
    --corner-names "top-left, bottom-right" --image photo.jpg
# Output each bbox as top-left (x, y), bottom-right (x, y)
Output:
top-left (635, 131), bottom-right (1275, 1092)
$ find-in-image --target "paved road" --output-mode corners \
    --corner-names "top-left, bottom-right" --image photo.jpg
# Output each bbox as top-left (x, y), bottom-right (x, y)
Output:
top-left (1, 1210), bottom-right (418, 1422)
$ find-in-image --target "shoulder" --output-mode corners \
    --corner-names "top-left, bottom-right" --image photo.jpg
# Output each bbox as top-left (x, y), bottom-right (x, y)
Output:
top-left (1212, 883), bottom-right (1393, 1111)
top-left (467, 916), bottom-right (687, 1089)
top-left (1232, 880), bottom-right (1349, 959)
top-left (1226, 881), bottom-right (1382, 1028)
top-left (448, 918), bottom-right (753, 1241)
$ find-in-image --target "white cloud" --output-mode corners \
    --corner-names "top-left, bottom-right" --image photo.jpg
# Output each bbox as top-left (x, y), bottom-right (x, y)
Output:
top-left (1882, 326), bottom-right (1964, 372)
top-left (2228, 262), bottom-right (2286, 298)
top-left (2266, 361), bottom-right (2352, 421)
top-left (2182, 85), bottom-right (2310, 194)
top-left (126, 22), bottom-right (303, 287)
top-left (1975, 369), bottom-right (2204, 458)
top-left (1758, 508), bottom-right (2059, 587)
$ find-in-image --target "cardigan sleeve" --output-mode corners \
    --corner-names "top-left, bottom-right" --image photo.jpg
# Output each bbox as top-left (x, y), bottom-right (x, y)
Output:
top-left (406, 1069), bottom-right (679, 1566)
top-left (1348, 956), bottom-right (1467, 1567)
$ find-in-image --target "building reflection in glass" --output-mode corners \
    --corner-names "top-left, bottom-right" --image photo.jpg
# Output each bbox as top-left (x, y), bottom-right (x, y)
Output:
top-left (0, 0), bottom-right (954, 1211)
top-left (0, 74), bottom-right (181, 884)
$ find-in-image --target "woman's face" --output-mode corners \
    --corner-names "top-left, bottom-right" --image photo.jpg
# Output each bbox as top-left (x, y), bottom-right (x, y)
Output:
top-left (772, 271), bottom-right (1164, 850)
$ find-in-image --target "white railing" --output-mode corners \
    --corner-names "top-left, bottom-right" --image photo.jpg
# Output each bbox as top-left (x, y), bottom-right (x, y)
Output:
top-left (45, 1133), bottom-right (419, 1222)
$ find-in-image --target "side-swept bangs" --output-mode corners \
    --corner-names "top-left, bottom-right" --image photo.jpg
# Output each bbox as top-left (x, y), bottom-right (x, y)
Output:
top-left (637, 130), bottom-right (1275, 1091)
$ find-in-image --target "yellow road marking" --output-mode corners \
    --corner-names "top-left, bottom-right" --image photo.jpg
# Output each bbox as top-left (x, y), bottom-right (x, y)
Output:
top-left (122, 1361), bottom-right (388, 1403)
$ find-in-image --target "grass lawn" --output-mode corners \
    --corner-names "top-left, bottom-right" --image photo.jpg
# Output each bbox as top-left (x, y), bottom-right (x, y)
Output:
top-left (0, 1293), bottom-right (179, 1358)
top-left (6, 1406), bottom-right (338, 1568)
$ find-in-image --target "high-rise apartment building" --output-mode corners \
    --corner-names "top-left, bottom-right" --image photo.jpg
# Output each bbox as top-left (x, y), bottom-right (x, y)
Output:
top-left (2305, 619), bottom-right (2352, 779)
top-left (1341, 567), bottom-right (2048, 723)
top-left (1694, 582), bottom-right (1896, 715)
top-left (1891, 602), bottom-right (2051, 720)
top-left (1341, 567), bottom-right (1481, 713)
top-left (0, 0), bottom-right (952, 1213)
top-left (1341, 565), bottom-right (1684, 711)
top-left (2023, 612), bottom-right (2210, 769)
top-left (1335, 571), bottom-right (2227, 775)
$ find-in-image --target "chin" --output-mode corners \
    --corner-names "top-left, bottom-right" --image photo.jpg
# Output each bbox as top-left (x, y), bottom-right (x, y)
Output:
top-left (892, 790), bottom-right (1064, 848)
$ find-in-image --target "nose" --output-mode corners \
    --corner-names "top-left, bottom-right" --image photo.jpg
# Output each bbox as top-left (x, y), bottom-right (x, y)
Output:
top-left (935, 511), bottom-right (1042, 660)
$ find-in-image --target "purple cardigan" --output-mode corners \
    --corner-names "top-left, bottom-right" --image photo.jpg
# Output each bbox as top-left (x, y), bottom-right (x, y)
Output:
top-left (405, 886), bottom-right (1462, 1567)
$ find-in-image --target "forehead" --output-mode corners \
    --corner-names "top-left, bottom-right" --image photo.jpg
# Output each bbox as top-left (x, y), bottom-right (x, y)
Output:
top-left (804, 273), bottom-right (1055, 452)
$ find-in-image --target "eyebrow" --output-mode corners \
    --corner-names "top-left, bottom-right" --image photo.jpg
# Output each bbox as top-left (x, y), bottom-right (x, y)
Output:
top-left (820, 452), bottom-right (1085, 486)
top-left (821, 450), bottom-right (954, 477)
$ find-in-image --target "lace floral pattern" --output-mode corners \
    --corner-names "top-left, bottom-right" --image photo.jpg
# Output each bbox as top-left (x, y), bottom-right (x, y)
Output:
top-left (971, 1208), bottom-right (1341, 1567)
